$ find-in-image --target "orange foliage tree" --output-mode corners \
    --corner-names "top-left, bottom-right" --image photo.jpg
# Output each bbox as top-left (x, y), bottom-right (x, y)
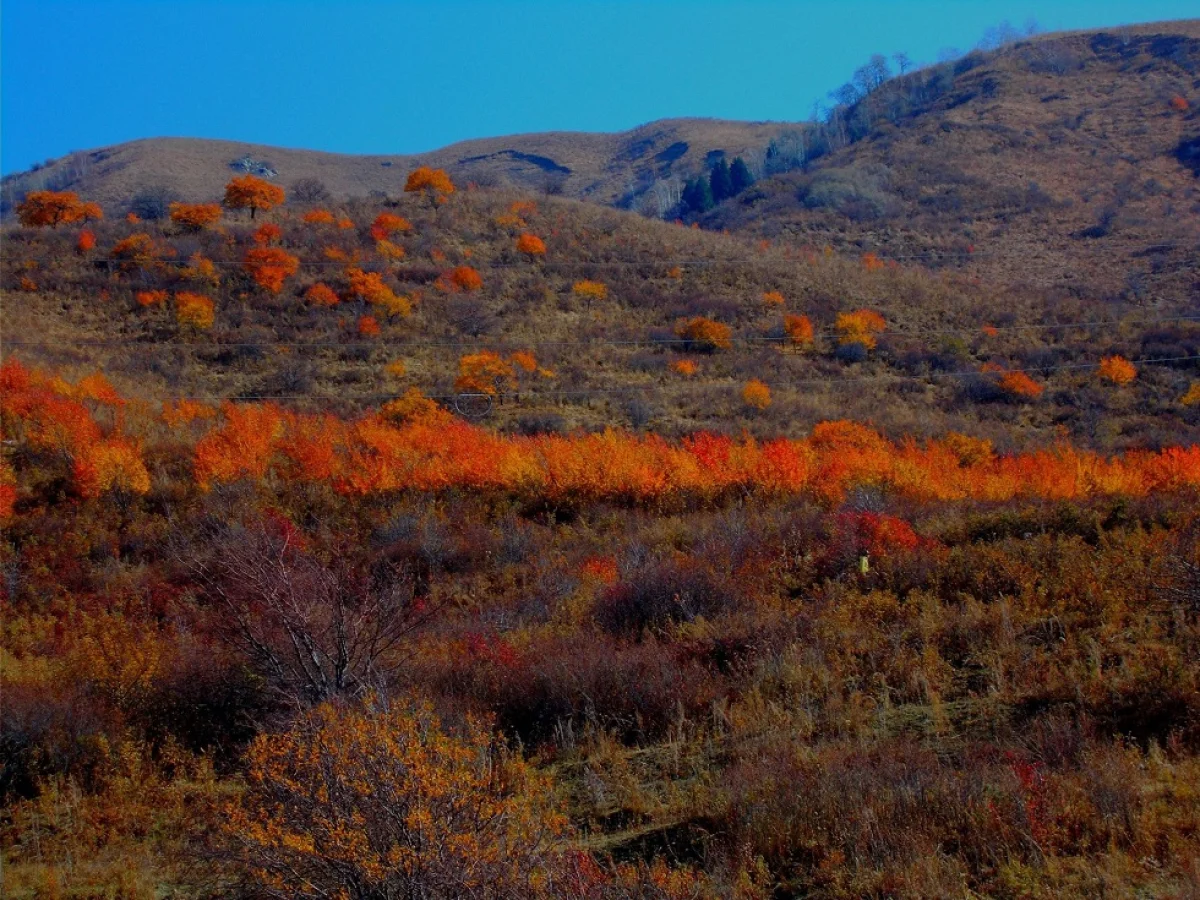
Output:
top-left (223, 175), bottom-right (285, 219)
top-left (1098, 355), bottom-right (1137, 385)
top-left (381, 388), bottom-right (448, 424)
top-left (516, 233), bottom-right (547, 256)
top-left (375, 239), bottom-right (406, 261)
top-left (169, 202), bottom-right (222, 230)
top-left (303, 208), bottom-right (336, 224)
top-left (369, 212), bottom-right (413, 241)
top-left (675, 316), bottom-right (732, 352)
top-left (76, 229), bottom-right (96, 253)
top-left (455, 351), bottom-right (515, 395)
top-left (221, 700), bottom-right (569, 899)
top-left (437, 265), bottom-right (483, 293)
top-left (175, 292), bottom-right (215, 330)
top-left (136, 290), bottom-right (168, 308)
top-left (783, 314), bottom-right (814, 349)
top-left (573, 280), bottom-right (607, 305)
top-left (0, 458), bottom-right (15, 519)
top-left (346, 268), bottom-right (410, 317)
top-left (670, 359), bottom-right (698, 376)
top-left (17, 191), bottom-right (102, 227)
top-left (184, 253), bottom-right (221, 286)
top-left (404, 166), bottom-right (456, 202)
top-left (243, 247), bottom-right (300, 294)
top-left (304, 283), bottom-right (340, 307)
top-left (510, 350), bottom-right (538, 374)
top-left (111, 233), bottom-right (166, 273)
top-left (998, 370), bottom-right (1044, 399)
top-left (762, 290), bottom-right (785, 307)
top-left (0, 361), bottom-right (150, 500)
top-left (251, 223), bottom-right (282, 245)
top-left (192, 402), bottom-right (283, 488)
top-left (836, 309), bottom-right (886, 350)
top-left (357, 315), bottom-right (381, 336)
top-left (742, 379), bottom-right (772, 410)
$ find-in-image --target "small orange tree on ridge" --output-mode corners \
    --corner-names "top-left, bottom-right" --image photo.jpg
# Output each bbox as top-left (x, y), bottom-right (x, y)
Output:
top-left (17, 191), bottom-right (103, 228)
top-left (224, 175), bottom-right (285, 219)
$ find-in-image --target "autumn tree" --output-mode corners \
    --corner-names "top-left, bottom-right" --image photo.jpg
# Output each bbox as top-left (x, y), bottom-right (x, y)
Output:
top-left (742, 379), bottom-right (772, 410)
top-left (302, 208), bottom-right (336, 224)
top-left (169, 202), bottom-right (223, 231)
top-left (675, 316), bottom-right (732, 352)
top-left (76, 229), bottom-right (96, 253)
top-left (835, 309), bottom-right (886, 350)
top-left (186, 524), bottom-right (430, 707)
top-left (404, 166), bottom-right (456, 202)
top-left (516, 233), bottom-right (547, 257)
top-left (369, 212), bottom-right (413, 241)
top-left (346, 268), bottom-right (410, 317)
top-left (184, 252), bottom-right (221, 286)
top-left (111, 233), bottom-right (165, 273)
top-left (304, 283), bottom-right (340, 307)
top-left (223, 175), bottom-right (285, 219)
top-left (455, 351), bottom-right (516, 396)
top-left (376, 239), bottom-right (406, 261)
top-left (16, 190), bottom-right (102, 227)
top-left (136, 290), bottom-right (168, 308)
top-left (221, 700), bottom-right (570, 899)
top-left (436, 265), bottom-right (483, 293)
top-left (573, 281), bottom-right (607, 306)
top-left (290, 176), bottom-right (331, 204)
top-left (358, 314), bottom-right (381, 336)
top-left (175, 292), bottom-right (214, 330)
top-left (998, 370), bottom-right (1044, 399)
top-left (1098, 355), bottom-right (1137, 385)
top-left (762, 290), bottom-right (785, 307)
top-left (252, 222), bottom-right (282, 245)
top-left (244, 247), bottom-right (300, 293)
top-left (783, 314), bottom-right (814, 349)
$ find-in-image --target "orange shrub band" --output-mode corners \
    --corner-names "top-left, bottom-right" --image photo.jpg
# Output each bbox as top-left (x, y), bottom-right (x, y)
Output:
top-left (5, 361), bottom-right (1200, 508)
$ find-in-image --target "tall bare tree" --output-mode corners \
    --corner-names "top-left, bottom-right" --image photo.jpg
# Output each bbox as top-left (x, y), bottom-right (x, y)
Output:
top-left (184, 524), bottom-right (433, 710)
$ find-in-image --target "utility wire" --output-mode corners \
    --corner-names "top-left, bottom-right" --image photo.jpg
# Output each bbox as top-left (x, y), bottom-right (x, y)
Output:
top-left (79, 353), bottom-right (1200, 406)
top-left (4, 315), bottom-right (1198, 352)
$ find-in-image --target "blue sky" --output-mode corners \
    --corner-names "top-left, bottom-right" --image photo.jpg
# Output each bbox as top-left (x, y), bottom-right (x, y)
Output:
top-left (3, 1), bottom-right (1197, 174)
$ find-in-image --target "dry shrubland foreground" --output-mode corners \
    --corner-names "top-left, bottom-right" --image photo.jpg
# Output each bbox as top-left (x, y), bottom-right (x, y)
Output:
top-left (3, 17), bottom-right (1200, 900)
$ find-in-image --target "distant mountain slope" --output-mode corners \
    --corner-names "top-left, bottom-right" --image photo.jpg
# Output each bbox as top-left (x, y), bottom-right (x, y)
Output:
top-left (0, 118), bottom-right (796, 215)
top-left (705, 20), bottom-right (1200, 301)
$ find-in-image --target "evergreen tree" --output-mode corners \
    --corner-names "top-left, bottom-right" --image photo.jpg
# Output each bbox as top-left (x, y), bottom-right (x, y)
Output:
top-left (682, 176), bottom-right (714, 214)
top-left (730, 157), bottom-right (755, 194)
top-left (709, 158), bottom-right (734, 203)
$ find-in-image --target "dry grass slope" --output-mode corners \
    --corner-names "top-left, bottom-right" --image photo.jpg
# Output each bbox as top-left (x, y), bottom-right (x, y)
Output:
top-left (708, 20), bottom-right (1200, 303)
top-left (1, 118), bottom-right (797, 215)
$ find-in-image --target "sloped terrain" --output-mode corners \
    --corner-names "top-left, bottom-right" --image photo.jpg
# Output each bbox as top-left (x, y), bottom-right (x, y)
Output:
top-left (708, 22), bottom-right (1200, 302)
top-left (3, 185), bottom-right (1199, 451)
top-left (0, 118), bottom-right (794, 217)
top-left (3, 19), bottom-right (1200, 900)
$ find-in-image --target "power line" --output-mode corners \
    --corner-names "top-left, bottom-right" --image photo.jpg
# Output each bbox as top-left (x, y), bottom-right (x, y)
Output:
top-left (4, 315), bottom-right (1198, 352)
top-left (69, 353), bottom-right (1200, 406)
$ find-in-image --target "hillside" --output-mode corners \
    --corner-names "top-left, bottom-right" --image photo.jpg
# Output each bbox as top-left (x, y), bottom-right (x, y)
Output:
top-left (4, 17), bottom-right (1200, 900)
top-left (707, 20), bottom-right (1200, 303)
top-left (0, 118), bottom-right (796, 217)
top-left (4, 183), bottom-right (1199, 451)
